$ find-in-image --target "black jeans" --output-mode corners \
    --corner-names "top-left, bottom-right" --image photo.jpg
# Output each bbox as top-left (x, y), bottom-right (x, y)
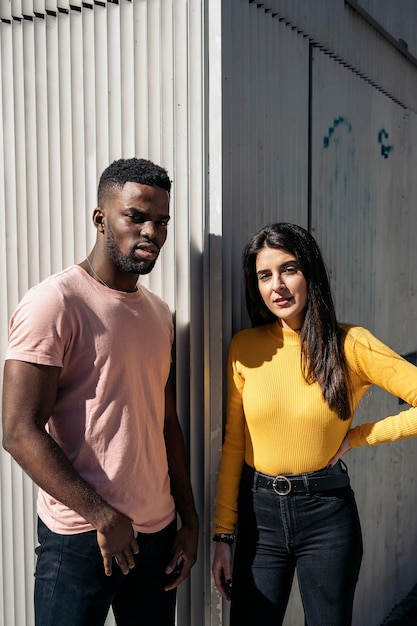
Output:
top-left (230, 466), bottom-right (363, 626)
top-left (34, 517), bottom-right (177, 626)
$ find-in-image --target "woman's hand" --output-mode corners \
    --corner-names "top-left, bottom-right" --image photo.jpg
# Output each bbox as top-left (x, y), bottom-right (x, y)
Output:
top-left (212, 541), bottom-right (233, 601)
top-left (327, 433), bottom-right (352, 467)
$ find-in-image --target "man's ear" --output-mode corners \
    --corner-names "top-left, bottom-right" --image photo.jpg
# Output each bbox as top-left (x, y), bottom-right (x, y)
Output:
top-left (92, 208), bottom-right (105, 233)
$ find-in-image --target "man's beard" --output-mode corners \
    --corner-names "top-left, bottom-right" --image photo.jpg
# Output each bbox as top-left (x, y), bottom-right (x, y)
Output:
top-left (106, 226), bottom-right (158, 275)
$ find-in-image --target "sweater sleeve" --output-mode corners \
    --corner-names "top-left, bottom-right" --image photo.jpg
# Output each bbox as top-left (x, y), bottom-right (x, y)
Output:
top-left (346, 327), bottom-right (417, 448)
top-left (213, 337), bottom-right (246, 535)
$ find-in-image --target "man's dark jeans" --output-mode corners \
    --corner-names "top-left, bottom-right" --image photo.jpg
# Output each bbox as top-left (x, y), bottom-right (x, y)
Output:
top-left (230, 470), bottom-right (363, 626)
top-left (34, 517), bottom-right (177, 626)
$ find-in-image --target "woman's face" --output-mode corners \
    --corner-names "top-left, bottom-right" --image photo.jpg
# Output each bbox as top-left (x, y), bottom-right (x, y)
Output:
top-left (255, 246), bottom-right (308, 330)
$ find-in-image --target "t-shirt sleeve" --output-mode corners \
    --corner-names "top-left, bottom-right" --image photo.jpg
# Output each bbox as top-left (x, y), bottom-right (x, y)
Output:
top-left (6, 284), bottom-right (69, 367)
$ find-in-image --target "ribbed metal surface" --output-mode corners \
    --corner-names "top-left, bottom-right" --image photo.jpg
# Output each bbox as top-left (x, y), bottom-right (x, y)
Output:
top-left (219, 3), bottom-right (417, 626)
top-left (311, 48), bottom-right (417, 626)
top-left (357, 0), bottom-right (417, 58)
top-left (255, 0), bottom-right (417, 113)
top-left (221, 2), bottom-right (310, 339)
top-left (311, 48), bottom-right (417, 347)
top-left (0, 2), bottom-right (205, 625)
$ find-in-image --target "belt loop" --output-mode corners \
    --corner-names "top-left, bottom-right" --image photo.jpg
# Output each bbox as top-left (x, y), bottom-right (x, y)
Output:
top-left (339, 459), bottom-right (348, 473)
top-left (252, 469), bottom-right (259, 492)
top-left (302, 474), bottom-right (311, 496)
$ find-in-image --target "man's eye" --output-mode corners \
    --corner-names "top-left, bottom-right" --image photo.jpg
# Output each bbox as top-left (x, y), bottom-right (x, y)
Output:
top-left (158, 221), bottom-right (169, 227)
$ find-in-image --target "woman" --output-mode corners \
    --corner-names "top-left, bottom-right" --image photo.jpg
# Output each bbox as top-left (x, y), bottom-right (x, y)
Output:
top-left (212, 223), bottom-right (417, 626)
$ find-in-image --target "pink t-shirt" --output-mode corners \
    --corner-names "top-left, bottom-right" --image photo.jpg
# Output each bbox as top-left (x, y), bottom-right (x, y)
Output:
top-left (6, 265), bottom-right (176, 534)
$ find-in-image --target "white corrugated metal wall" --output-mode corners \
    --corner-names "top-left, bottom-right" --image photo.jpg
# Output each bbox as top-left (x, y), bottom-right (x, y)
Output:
top-left (0, 1), bottom-right (206, 625)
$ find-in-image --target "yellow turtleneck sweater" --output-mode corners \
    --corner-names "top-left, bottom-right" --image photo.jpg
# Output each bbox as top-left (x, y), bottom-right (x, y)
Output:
top-left (214, 323), bottom-right (417, 534)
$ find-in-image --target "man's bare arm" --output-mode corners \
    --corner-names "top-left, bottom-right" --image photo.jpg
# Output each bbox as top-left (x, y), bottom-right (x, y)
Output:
top-left (2, 359), bottom-right (138, 575)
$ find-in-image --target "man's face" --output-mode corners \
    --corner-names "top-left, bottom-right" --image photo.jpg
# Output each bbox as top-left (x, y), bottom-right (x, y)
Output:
top-left (101, 182), bottom-right (170, 275)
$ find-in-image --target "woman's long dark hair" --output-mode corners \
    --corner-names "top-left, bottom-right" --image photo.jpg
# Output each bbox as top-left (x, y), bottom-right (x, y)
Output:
top-left (243, 223), bottom-right (351, 421)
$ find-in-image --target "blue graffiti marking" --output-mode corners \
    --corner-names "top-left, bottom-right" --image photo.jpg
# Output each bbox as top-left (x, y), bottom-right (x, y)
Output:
top-left (323, 117), bottom-right (352, 148)
top-left (378, 129), bottom-right (393, 159)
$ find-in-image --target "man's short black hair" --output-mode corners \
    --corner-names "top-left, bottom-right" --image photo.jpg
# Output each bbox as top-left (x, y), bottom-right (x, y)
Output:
top-left (97, 158), bottom-right (171, 205)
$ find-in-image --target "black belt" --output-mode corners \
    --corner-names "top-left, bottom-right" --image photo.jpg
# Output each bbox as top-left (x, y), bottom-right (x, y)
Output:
top-left (243, 461), bottom-right (349, 496)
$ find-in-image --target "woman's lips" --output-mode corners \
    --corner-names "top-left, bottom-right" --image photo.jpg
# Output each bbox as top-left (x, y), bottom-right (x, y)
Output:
top-left (274, 296), bottom-right (294, 306)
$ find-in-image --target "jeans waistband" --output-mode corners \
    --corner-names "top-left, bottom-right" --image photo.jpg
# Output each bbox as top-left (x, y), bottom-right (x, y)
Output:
top-left (242, 460), bottom-right (350, 496)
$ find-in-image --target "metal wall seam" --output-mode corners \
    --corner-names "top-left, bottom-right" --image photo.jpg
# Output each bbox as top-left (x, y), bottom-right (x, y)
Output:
top-left (259, 0), bottom-right (417, 112)
top-left (57, 0), bottom-right (71, 13)
top-left (21, 17), bottom-right (41, 624)
top-left (355, 0), bottom-right (417, 59)
top-left (0, 20), bottom-right (7, 360)
top-left (11, 20), bottom-right (30, 301)
top-left (69, 9), bottom-right (89, 263)
top-left (1, 17), bottom-right (30, 626)
top-left (133, 1), bottom-right (150, 163)
top-left (0, 25), bottom-right (18, 323)
top-left (206, 0), bottom-right (224, 620)
top-left (220, 0), bottom-right (238, 343)
top-left (35, 0), bottom-right (47, 17)
top-left (57, 11), bottom-right (76, 268)
top-left (33, 17), bottom-right (52, 282)
top-left (233, 0), bottom-right (252, 334)
top-left (93, 4), bottom-right (110, 183)
top-left (81, 6), bottom-right (98, 252)
top-left (159, 0), bottom-right (175, 308)
top-left (0, 0), bottom-right (12, 20)
top-left (106, 2), bottom-right (123, 162)
top-left (345, 0), bottom-right (417, 68)
top-left (11, 0), bottom-right (23, 19)
top-left (141, 0), bottom-right (164, 297)
top-left (146, 0), bottom-right (162, 159)
top-left (0, 23), bottom-right (14, 600)
top-left (188, 1), bottom-right (205, 623)
top-left (120, 1), bottom-right (135, 159)
top-left (44, 14), bottom-right (64, 273)
top-left (172, 1), bottom-right (192, 623)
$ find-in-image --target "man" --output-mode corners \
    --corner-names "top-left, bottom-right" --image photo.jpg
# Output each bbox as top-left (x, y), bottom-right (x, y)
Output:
top-left (2, 158), bottom-right (199, 626)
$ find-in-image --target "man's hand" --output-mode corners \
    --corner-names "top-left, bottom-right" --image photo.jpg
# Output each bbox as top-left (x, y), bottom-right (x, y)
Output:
top-left (96, 511), bottom-right (139, 576)
top-left (327, 432), bottom-right (352, 467)
top-left (212, 541), bottom-right (233, 601)
top-left (164, 523), bottom-right (198, 591)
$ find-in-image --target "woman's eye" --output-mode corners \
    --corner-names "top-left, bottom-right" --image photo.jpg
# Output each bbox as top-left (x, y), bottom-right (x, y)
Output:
top-left (282, 266), bottom-right (297, 274)
top-left (258, 273), bottom-right (270, 281)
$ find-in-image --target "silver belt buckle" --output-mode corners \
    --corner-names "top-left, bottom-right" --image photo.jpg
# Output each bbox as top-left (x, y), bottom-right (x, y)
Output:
top-left (272, 475), bottom-right (292, 495)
